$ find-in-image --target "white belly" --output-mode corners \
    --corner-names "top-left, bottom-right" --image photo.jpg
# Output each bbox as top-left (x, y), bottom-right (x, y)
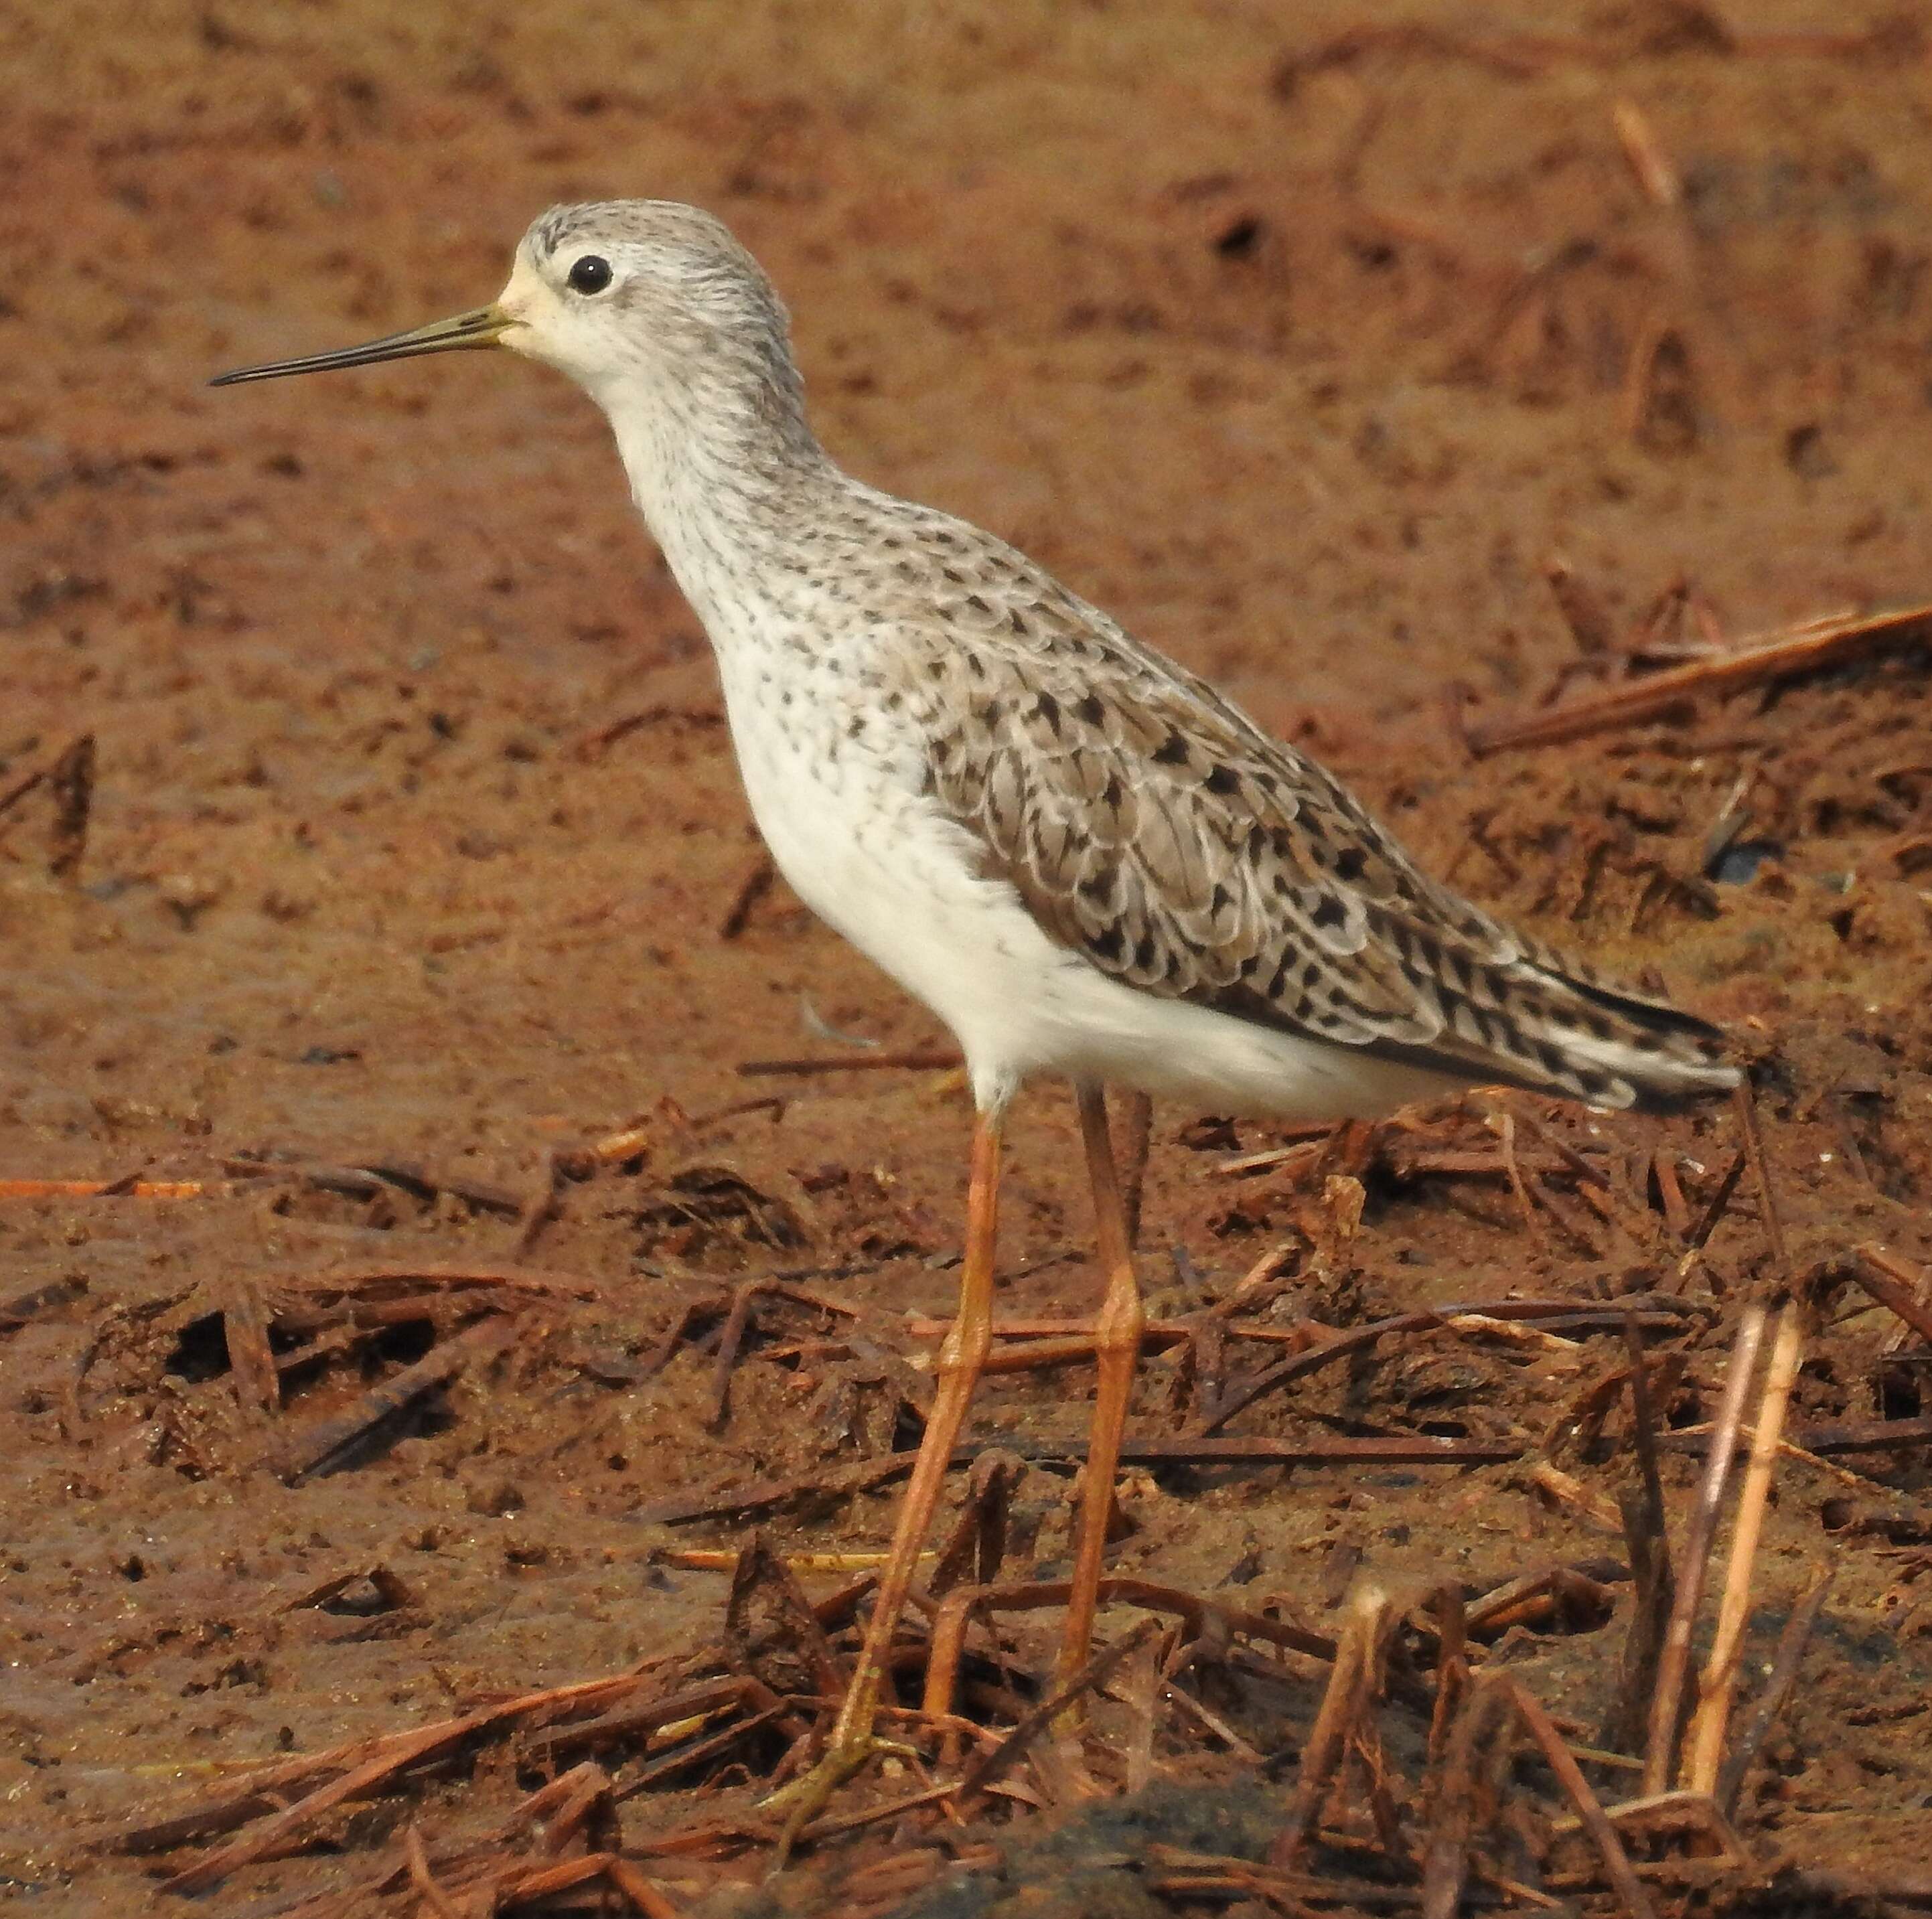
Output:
top-left (717, 664), bottom-right (1458, 1124)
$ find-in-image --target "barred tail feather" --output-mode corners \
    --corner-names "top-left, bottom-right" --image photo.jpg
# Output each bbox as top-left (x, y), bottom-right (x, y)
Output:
top-left (1515, 966), bottom-right (1739, 1110)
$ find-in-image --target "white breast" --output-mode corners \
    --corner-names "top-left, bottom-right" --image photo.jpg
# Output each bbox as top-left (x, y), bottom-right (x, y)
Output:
top-left (711, 638), bottom-right (1461, 1124)
top-left (715, 639), bottom-right (1062, 1109)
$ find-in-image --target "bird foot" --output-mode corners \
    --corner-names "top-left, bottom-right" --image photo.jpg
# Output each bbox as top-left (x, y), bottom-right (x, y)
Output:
top-left (761, 1729), bottom-right (920, 1867)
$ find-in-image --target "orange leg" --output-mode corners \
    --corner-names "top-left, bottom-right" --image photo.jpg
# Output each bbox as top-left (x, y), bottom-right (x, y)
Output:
top-left (1058, 1082), bottom-right (1146, 1695)
top-left (768, 1108), bottom-right (1002, 1849)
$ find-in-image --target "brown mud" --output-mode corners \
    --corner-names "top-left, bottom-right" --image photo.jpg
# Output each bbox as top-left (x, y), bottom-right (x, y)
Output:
top-left (3, 3), bottom-right (1932, 1914)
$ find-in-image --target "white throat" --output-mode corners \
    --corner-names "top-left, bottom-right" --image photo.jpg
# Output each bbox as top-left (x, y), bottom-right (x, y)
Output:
top-left (593, 364), bottom-right (839, 641)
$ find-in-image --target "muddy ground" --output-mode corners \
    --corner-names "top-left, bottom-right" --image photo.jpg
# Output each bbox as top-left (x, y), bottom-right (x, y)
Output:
top-left (4, 2), bottom-right (1932, 1914)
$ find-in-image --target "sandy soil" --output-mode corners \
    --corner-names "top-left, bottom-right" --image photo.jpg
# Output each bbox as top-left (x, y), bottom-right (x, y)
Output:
top-left (4, 2), bottom-right (1932, 1913)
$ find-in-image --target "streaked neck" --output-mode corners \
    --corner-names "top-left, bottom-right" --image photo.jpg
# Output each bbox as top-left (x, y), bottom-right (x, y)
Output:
top-left (596, 353), bottom-right (840, 637)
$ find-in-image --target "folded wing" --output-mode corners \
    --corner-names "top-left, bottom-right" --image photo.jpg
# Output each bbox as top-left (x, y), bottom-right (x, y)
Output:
top-left (899, 583), bottom-right (1734, 1111)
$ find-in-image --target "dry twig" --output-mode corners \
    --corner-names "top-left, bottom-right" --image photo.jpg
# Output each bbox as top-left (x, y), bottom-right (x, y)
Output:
top-left (717, 851), bottom-right (777, 939)
top-left (1467, 602), bottom-right (1932, 755)
top-left (1270, 1584), bottom-right (1391, 1866)
top-left (737, 1048), bottom-right (960, 1077)
top-left (1422, 1672), bottom-right (1511, 1919)
top-left (1542, 553), bottom-right (1616, 656)
top-left (1507, 1681), bottom-right (1657, 1919)
top-left (1854, 1245), bottom-right (1932, 1348)
top-left (952, 1618), bottom-right (1159, 1811)
top-left (1643, 1308), bottom-right (1765, 1793)
top-left (48, 733), bottom-right (94, 877)
top-left (271, 1314), bottom-right (520, 1482)
top-left (222, 1282), bottom-right (280, 1419)
top-left (1684, 1148), bottom-right (1747, 1257)
top-left (1611, 97), bottom-right (1680, 206)
top-left (1730, 1082), bottom-right (1787, 1273)
top-left (638, 1430), bottom-right (1520, 1529)
top-left (922, 1577), bottom-right (1334, 1726)
top-left (1685, 1309), bottom-right (1805, 1792)
top-left (1199, 1294), bottom-right (1693, 1435)
top-left (632, 1448), bottom-right (938, 1526)
top-left (0, 1178), bottom-right (208, 1199)
top-left (1603, 1321), bottom-right (1675, 1755)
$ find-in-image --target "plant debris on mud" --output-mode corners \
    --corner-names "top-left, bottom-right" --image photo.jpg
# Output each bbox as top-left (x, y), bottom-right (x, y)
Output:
top-left (5, 4), bottom-right (1932, 1916)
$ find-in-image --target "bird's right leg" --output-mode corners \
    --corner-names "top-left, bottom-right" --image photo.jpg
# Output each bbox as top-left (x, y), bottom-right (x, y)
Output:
top-left (1056, 1081), bottom-right (1146, 1699)
top-left (765, 1108), bottom-right (1002, 1854)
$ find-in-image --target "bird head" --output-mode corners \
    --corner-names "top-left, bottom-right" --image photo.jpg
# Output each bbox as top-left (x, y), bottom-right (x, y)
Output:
top-left (211, 199), bottom-right (792, 410)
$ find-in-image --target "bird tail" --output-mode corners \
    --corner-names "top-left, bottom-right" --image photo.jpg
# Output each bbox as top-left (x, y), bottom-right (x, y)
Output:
top-left (1504, 951), bottom-right (1739, 1111)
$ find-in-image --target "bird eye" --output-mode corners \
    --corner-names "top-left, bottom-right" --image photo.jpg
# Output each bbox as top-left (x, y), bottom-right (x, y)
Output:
top-left (567, 254), bottom-right (613, 295)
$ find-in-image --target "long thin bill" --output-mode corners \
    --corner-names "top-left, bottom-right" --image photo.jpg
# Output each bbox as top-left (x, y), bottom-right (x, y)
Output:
top-left (209, 303), bottom-right (512, 387)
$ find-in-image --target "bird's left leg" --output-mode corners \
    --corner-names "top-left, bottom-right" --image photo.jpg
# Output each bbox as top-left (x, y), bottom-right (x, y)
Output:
top-left (764, 1106), bottom-right (1003, 1855)
top-left (1057, 1081), bottom-right (1147, 1695)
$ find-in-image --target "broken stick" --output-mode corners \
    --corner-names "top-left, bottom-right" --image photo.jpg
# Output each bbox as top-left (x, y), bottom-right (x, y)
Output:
top-left (1467, 602), bottom-right (1932, 756)
top-left (1684, 1308), bottom-right (1805, 1793)
top-left (1643, 1308), bottom-right (1765, 1794)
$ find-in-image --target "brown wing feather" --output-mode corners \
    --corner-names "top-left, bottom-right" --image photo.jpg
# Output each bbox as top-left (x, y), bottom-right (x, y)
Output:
top-left (888, 529), bottom-right (1732, 1109)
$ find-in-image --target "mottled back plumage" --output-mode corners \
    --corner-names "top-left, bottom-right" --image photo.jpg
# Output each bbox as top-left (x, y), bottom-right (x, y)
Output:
top-left (837, 506), bottom-right (1732, 1111)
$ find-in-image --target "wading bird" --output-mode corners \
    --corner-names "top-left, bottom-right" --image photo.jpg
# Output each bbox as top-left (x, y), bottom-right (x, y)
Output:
top-left (214, 199), bottom-right (1735, 1836)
